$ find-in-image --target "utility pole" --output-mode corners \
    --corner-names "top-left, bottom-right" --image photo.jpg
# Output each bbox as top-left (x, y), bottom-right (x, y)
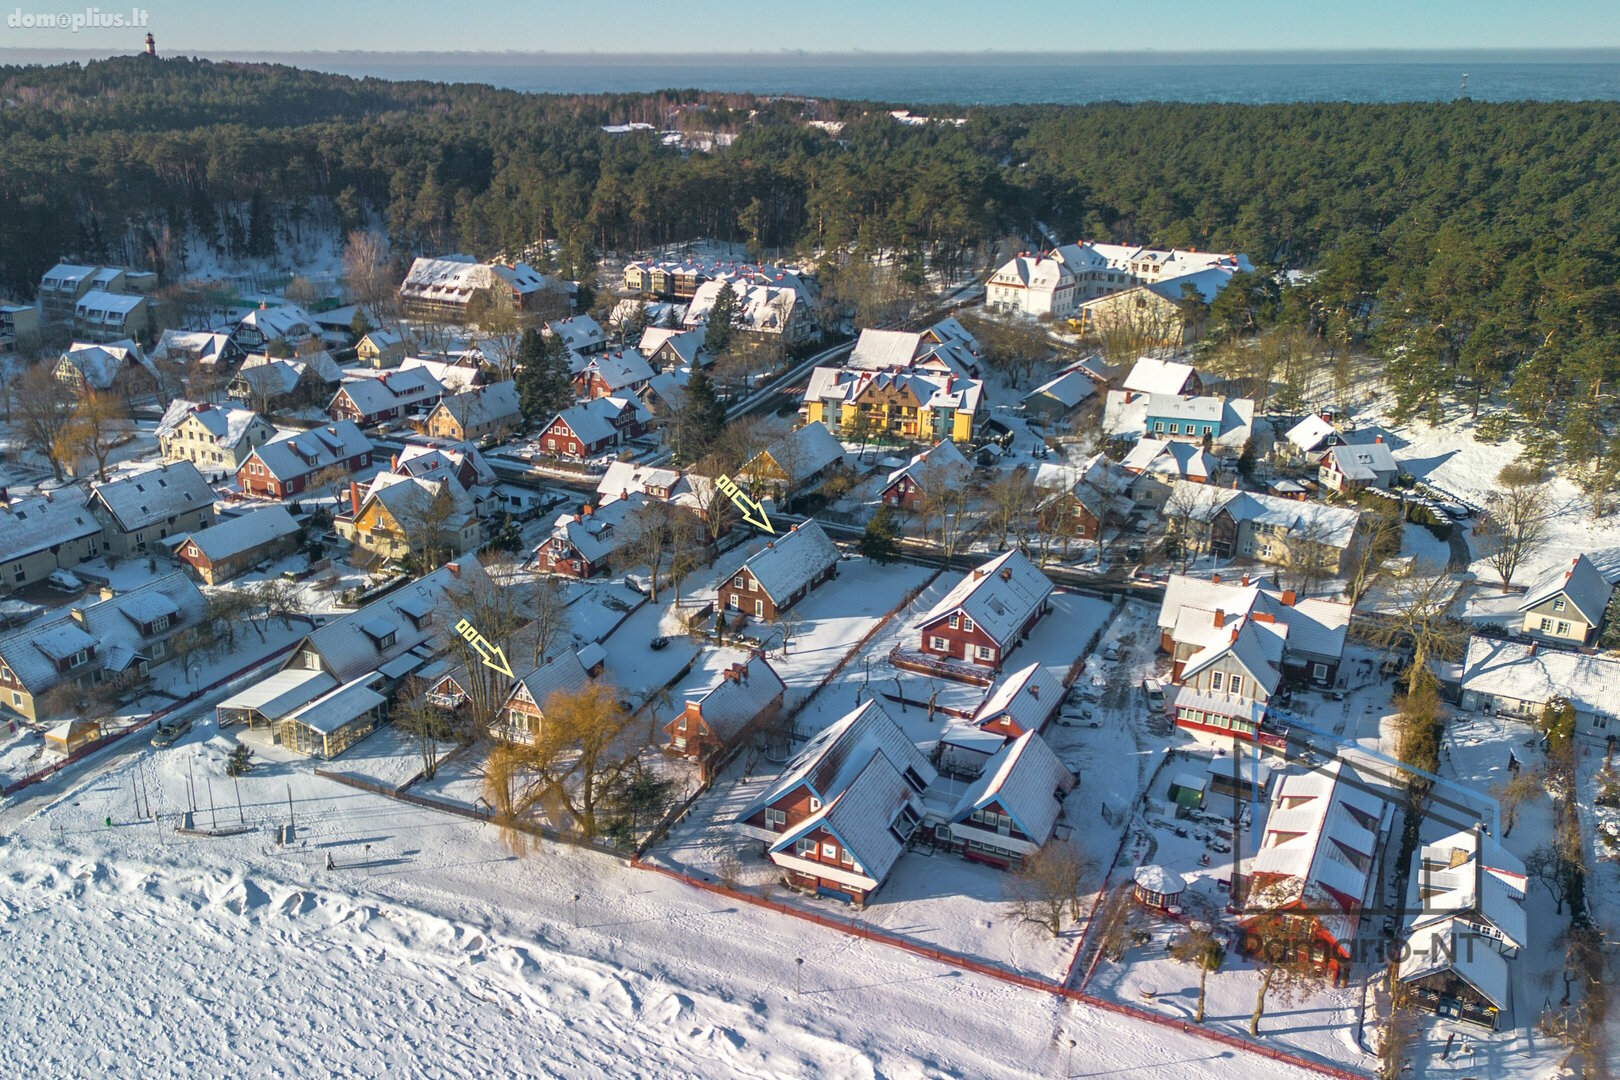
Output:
top-left (207, 777), bottom-right (217, 832)
top-left (1230, 734), bottom-right (1243, 905)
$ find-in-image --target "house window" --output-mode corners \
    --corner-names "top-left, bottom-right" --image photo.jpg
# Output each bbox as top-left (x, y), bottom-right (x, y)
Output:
top-left (1312, 662), bottom-right (1328, 682)
top-left (733, 575), bottom-right (745, 589)
top-left (677, 717), bottom-right (686, 731)
top-left (961, 616), bottom-right (974, 633)
top-left (1539, 617), bottom-right (1553, 631)
top-left (1210, 672), bottom-right (1224, 691)
top-left (1557, 621), bottom-right (1571, 636)
top-left (930, 636), bottom-right (949, 651)
top-left (1154, 422), bottom-right (1165, 433)
top-left (673, 736), bottom-right (686, 750)
top-left (1228, 675), bottom-right (1243, 698)
top-left (1553, 597), bottom-right (1566, 612)
top-left (821, 841), bottom-right (837, 859)
top-left (975, 645), bottom-right (995, 662)
top-left (808, 797), bottom-right (822, 813)
top-left (765, 808), bottom-right (786, 829)
top-left (754, 599), bottom-right (764, 618)
top-left (728, 594), bottom-right (740, 611)
top-left (795, 838), bottom-right (816, 856)
top-left (840, 850), bottom-right (854, 867)
top-left (948, 614), bottom-right (959, 630)
top-left (1169, 423), bottom-right (1180, 435)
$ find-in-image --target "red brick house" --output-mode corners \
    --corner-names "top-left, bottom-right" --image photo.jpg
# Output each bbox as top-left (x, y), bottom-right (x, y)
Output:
top-left (915, 549), bottom-right (1053, 673)
top-left (734, 699), bottom-right (936, 906)
top-left (717, 520), bottom-right (840, 622)
top-left (662, 653), bottom-right (785, 762)
top-left (236, 421), bottom-right (373, 499)
top-left (531, 496), bottom-right (644, 578)
top-left (541, 396), bottom-right (652, 459)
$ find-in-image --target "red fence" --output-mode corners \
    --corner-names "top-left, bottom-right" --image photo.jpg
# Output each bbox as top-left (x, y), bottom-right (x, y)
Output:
top-left (630, 859), bottom-right (1371, 1080)
top-left (1, 636), bottom-right (304, 797)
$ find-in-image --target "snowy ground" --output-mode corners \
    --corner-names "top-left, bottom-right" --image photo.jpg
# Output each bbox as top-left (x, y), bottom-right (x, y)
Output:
top-left (0, 733), bottom-right (1321, 1080)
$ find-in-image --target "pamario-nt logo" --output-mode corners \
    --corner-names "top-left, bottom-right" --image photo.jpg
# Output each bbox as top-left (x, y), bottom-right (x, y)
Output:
top-left (7, 6), bottom-right (149, 30)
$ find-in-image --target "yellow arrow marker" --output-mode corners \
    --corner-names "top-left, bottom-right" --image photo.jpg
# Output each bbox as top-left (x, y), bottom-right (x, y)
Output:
top-left (715, 474), bottom-right (775, 534)
top-left (455, 618), bottom-right (515, 677)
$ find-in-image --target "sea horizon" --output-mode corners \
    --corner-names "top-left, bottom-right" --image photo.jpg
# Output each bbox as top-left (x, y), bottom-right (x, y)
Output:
top-left (4, 47), bottom-right (1620, 104)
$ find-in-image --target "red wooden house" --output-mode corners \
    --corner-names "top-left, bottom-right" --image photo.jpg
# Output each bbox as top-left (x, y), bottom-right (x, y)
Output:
top-left (662, 653), bottom-right (785, 763)
top-left (914, 549), bottom-right (1053, 674)
top-left (734, 699), bottom-right (936, 906)
top-left (327, 368), bottom-right (444, 426)
top-left (879, 439), bottom-right (971, 511)
top-left (572, 349), bottom-right (655, 400)
top-left (236, 421), bottom-right (373, 499)
top-left (717, 521), bottom-right (840, 622)
top-left (540, 396), bottom-right (651, 459)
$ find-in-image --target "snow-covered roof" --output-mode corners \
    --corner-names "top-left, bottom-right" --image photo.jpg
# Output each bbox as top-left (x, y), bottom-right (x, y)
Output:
top-left (917, 549), bottom-right (1054, 649)
top-left (549, 396), bottom-right (651, 447)
top-left (1133, 864), bottom-right (1186, 896)
top-left (972, 662), bottom-right (1063, 735)
top-left (1158, 574), bottom-right (1350, 665)
top-left (333, 367), bottom-right (444, 415)
top-left (1206, 752), bottom-right (1272, 787)
top-left (1122, 358), bottom-right (1197, 397)
top-left (235, 303), bottom-right (316, 341)
top-left (771, 751), bottom-right (922, 886)
top-left (1023, 366), bottom-right (1097, 410)
top-left (579, 349), bottom-right (655, 392)
top-left (801, 367), bottom-right (983, 420)
top-left (1246, 760), bottom-right (1389, 948)
top-left (849, 328), bottom-right (924, 372)
top-left (1120, 438), bottom-right (1217, 482)
top-left (57, 340), bottom-right (154, 388)
top-left (638, 326), bottom-right (704, 367)
top-left (597, 461), bottom-right (682, 501)
top-left (1517, 553), bottom-right (1613, 627)
top-left (285, 675), bottom-right (387, 736)
top-left (89, 462), bottom-right (216, 534)
top-left (736, 698), bottom-right (933, 824)
top-left (1323, 440), bottom-right (1397, 482)
top-left (1178, 616), bottom-right (1287, 695)
top-left (884, 439), bottom-right (971, 492)
top-left (1459, 636), bottom-right (1620, 716)
top-left (292, 554), bottom-right (485, 683)
top-left (542, 494), bottom-right (646, 565)
top-left (151, 330), bottom-right (235, 365)
top-left (1216, 491), bottom-right (1360, 551)
top-left (40, 262), bottom-right (99, 287)
top-left (512, 649), bottom-right (591, 711)
top-left (395, 442), bottom-right (497, 490)
top-left (0, 492), bottom-right (100, 565)
top-left (673, 654), bottom-right (785, 742)
top-left (399, 256), bottom-right (556, 303)
top-left (361, 473), bottom-right (477, 532)
top-left (1285, 414), bottom-right (1340, 455)
top-left (177, 505), bottom-right (299, 564)
top-left (1146, 392), bottom-right (1223, 424)
top-left (1397, 917), bottom-right (1512, 1012)
top-left (218, 667), bottom-right (338, 718)
top-left (397, 356), bottom-right (481, 393)
top-left (74, 288), bottom-right (144, 316)
top-left (248, 422), bottom-right (372, 482)
top-left (735, 521), bottom-right (840, 605)
top-left (949, 730), bottom-right (1072, 844)
top-left (0, 572), bottom-right (207, 695)
top-left (156, 400), bottom-right (267, 450)
top-left (684, 279), bottom-right (800, 335)
top-left (1406, 825), bottom-right (1527, 951)
top-left (754, 422), bottom-right (845, 486)
top-left (432, 380), bottom-right (520, 430)
top-left (544, 315), bottom-right (607, 354)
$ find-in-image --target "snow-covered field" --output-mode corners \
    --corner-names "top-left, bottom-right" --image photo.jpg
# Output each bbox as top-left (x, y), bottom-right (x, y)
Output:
top-left (0, 735), bottom-right (1321, 1080)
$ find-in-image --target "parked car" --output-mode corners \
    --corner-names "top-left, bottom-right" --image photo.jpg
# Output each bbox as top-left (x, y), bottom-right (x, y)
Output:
top-left (649, 635), bottom-right (670, 651)
top-left (149, 717), bottom-right (193, 748)
top-left (1142, 678), bottom-right (1166, 710)
top-left (1102, 642), bottom-right (1122, 662)
top-left (46, 569), bottom-right (84, 593)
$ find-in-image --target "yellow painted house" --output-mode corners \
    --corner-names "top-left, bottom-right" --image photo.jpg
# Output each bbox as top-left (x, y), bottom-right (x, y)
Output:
top-left (336, 475), bottom-right (480, 563)
top-left (802, 367), bottom-right (981, 444)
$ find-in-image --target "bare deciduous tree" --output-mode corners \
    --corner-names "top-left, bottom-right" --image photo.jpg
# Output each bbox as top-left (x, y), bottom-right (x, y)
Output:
top-left (1242, 910), bottom-right (1326, 1037)
top-left (1003, 841), bottom-right (1097, 938)
top-left (343, 230), bottom-right (397, 325)
top-left (1167, 927), bottom-right (1225, 1023)
top-left (53, 390), bottom-right (133, 481)
top-left (1477, 462), bottom-right (1552, 591)
top-left (13, 364), bottom-right (78, 481)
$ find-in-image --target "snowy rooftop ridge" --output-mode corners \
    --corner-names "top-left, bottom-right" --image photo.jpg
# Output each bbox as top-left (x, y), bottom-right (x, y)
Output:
top-left (734, 520), bottom-right (841, 605)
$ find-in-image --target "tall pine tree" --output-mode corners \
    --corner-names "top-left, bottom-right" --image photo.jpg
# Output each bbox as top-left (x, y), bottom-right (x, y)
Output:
top-left (516, 328), bottom-right (574, 425)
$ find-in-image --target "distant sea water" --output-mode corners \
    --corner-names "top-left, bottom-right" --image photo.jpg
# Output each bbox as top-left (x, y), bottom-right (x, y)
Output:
top-left (6, 49), bottom-right (1620, 104)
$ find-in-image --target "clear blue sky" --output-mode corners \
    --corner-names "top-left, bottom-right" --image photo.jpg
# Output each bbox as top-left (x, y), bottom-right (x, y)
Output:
top-left (3, 0), bottom-right (1617, 53)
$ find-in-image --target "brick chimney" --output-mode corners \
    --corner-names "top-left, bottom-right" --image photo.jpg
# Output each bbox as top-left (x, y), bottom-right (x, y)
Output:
top-left (1374, 435), bottom-right (1382, 443)
top-left (972, 569), bottom-right (986, 581)
top-left (582, 504), bottom-right (593, 517)
top-left (1241, 574), bottom-right (1250, 587)
top-left (391, 454), bottom-right (399, 471)
top-left (349, 481), bottom-right (362, 516)
top-left (1280, 590), bottom-right (1297, 607)
top-left (1211, 573), bottom-right (1221, 584)
top-left (446, 561), bottom-right (460, 577)
top-left (1213, 610), bottom-right (1225, 629)
top-left (999, 568), bottom-right (1012, 581)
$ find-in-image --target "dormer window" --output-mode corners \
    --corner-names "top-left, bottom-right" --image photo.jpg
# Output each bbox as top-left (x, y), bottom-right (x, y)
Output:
top-left (1553, 597), bottom-right (1566, 612)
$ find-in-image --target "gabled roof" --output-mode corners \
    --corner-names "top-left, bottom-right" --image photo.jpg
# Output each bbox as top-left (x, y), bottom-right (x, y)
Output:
top-left (511, 649), bottom-right (591, 710)
top-left (332, 367), bottom-right (444, 415)
top-left (1286, 414), bottom-right (1340, 455)
top-left (671, 654), bottom-right (785, 742)
top-left (543, 315), bottom-right (607, 353)
top-left (734, 521), bottom-right (840, 605)
top-left (289, 553), bottom-right (485, 683)
top-left (0, 572), bottom-right (207, 696)
top-left (917, 549), bottom-right (1054, 649)
top-left (736, 698), bottom-right (933, 823)
top-left (1178, 616), bottom-right (1287, 695)
top-left (1158, 573), bottom-right (1350, 664)
top-left (151, 330), bottom-right (235, 364)
top-left (1407, 825), bottom-right (1527, 951)
top-left (235, 303), bottom-right (316, 340)
top-left (580, 350), bottom-right (655, 391)
top-left (247, 422), bottom-right (373, 482)
top-left (1517, 553), bottom-right (1613, 627)
top-left (949, 730), bottom-right (1073, 845)
top-left (884, 439), bottom-right (971, 492)
top-left (432, 381), bottom-right (520, 430)
top-left (1459, 636), bottom-right (1620, 717)
top-left (770, 751), bottom-right (922, 885)
top-left (1120, 438), bottom-right (1217, 482)
top-left (398, 356), bottom-right (481, 393)
top-left (155, 400), bottom-right (268, 450)
top-left (57, 340), bottom-right (154, 388)
top-left (597, 461), bottom-right (682, 501)
top-left (89, 462), bottom-right (216, 533)
top-left (541, 494), bottom-right (647, 565)
top-left (1216, 491), bottom-right (1360, 550)
top-left (176, 505), bottom-right (300, 564)
top-left (1396, 918), bottom-right (1511, 1012)
top-left (1023, 366), bottom-right (1097, 410)
top-left (1122, 358), bottom-right (1198, 396)
top-left (360, 473), bottom-right (477, 532)
top-left (849, 328), bottom-right (924, 372)
top-left (1247, 761), bottom-right (1390, 948)
top-left (972, 662), bottom-right (1064, 735)
top-left (1323, 440), bottom-right (1397, 482)
top-left (0, 492), bottom-right (100, 564)
top-left (752, 422), bottom-right (844, 485)
top-left (548, 395), bottom-right (651, 447)
top-left (395, 442), bottom-right (497, 490)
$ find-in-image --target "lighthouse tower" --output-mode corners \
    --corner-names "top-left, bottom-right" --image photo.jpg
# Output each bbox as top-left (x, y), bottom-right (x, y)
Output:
top-left (144, 33), bottom-right (156, 57)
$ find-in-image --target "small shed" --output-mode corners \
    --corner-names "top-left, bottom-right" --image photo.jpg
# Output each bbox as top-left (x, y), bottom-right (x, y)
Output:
top-left (1132, 865), bottom-right (1186, 914)
top-left (1206, 753), bottom-right (1272, 802)
top-left (575, 642), bottom-right (607, 677)
top-left (44, 719), bottom-right (101, 756)
top-left (1168, 772), bottom-right (1208, 809)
